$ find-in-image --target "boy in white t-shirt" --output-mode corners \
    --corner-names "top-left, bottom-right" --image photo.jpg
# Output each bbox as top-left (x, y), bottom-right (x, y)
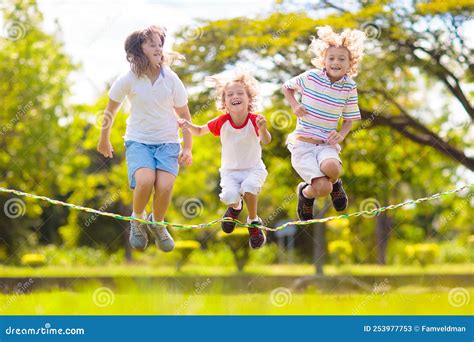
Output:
top-left (178, 72), bottom-right (271, 249)
top-left (97, 25), bottom-right (193, 252)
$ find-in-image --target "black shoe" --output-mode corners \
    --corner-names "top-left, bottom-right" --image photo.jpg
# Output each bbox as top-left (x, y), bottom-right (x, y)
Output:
top-left (221, 201), bottom-right (243, 233)
top-left (248, 217), bottom-right (266, 249)
top-left (330, 179), bottom-right (348, 211)
top-left (296, 182), bottom-right (314, 221)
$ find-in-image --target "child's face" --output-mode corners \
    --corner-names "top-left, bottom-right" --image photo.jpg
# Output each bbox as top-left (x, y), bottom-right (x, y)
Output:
top-left (141, 33), bottom-right (163, 67)
top-left (224, 82), bottom-right (249, 114)
top-left (324, 46), bottom-right (350, 81)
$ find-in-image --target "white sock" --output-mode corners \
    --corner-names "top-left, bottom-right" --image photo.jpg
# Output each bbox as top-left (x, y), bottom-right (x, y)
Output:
top-left (151, 214), bottom-right (164, 224)
top-left (233, 200), bottom-right (242, 210)
top-left (247, 216), bottom-right (259, 224)
top-left (132, 211), bottom-right (146, 220)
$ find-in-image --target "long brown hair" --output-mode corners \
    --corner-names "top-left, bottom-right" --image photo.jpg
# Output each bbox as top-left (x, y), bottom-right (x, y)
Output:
top-left (124, 25), bottom-right (182, 77)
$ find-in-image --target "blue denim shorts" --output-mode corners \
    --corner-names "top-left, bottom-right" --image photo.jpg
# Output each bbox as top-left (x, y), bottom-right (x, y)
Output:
top-left (124, 140), bottom-right (181, 189)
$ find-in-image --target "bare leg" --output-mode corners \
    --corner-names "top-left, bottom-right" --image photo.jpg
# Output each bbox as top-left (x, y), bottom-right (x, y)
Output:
top-left (320, 159), bottom-right (342, 184)
top-left (304, 176), bottom-right (333, 198)
top-left (152, 170), bottom-right (176, 221)
top-left (243, 192), bottom-right (258, 219)
top-left (132, 168), bottom-right (155, 216)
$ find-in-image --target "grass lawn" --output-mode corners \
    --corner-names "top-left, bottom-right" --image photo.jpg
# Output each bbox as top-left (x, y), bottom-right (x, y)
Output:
top-left (1, 287), bottom-right (472, 315)
top-left (0, 263), bottom-right (472, 278)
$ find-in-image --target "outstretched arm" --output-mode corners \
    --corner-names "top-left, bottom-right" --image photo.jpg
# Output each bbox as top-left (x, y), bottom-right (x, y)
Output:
top-left (178, 119), bottom-right (210, 136)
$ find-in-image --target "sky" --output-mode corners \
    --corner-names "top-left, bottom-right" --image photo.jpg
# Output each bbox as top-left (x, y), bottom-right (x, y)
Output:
top-left (36, 0), bottom-right (276, 104)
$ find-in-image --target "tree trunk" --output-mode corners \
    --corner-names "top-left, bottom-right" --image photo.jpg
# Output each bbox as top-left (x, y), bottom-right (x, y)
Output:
top-left (313, 199), bottom-right (330, 275)
top-left (375, 211), bottom-right (392, 265)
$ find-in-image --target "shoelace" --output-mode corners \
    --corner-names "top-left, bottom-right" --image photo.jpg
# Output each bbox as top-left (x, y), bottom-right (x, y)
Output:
top-left (155, 226), bottom-right (170, 241)
top-left (249, 227), bottom-right (262, 239)
top-left (302, 203), bottom-right (313, 215)
top-left (331, 190), bottom-right (345, 199)
top-left (131, 221), bottom-right (145, 237)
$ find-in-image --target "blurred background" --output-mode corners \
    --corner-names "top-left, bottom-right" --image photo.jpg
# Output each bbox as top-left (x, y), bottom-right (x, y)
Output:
top-left (0, 0), bottom-right (472, 315)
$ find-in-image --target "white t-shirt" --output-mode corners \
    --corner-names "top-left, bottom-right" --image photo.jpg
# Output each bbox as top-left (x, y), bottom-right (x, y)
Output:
top-left (207, 113), bottom-right (265, 170)
top-left (109, 66), bottom-right (188, 144)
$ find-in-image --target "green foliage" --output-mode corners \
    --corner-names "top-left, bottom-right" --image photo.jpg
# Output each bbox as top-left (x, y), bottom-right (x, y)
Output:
top-left (21, 253), bottom-right (46, 267)
top-left (404, 243), bottom-right (440, 266)
top-left (219, 228), bottom-right (250, 271)
top-left (328, 240), bottom-right (353, 265)
top-left (38, 245), bottom-right (109, 267)
top-left (173, 240), bottom-right (201, 271)
top-left (0, 0), bottom-right (472, 272)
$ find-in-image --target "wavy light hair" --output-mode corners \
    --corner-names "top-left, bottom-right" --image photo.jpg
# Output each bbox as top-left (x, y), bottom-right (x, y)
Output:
top-left (124, 25), bottom-right (183, 77)
top-left (206, 71), bottom-right (260, 113)
top-left (308, 26), bottom-right (366, 77)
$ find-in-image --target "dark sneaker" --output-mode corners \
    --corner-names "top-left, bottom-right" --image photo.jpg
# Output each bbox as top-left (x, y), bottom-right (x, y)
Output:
top-left (330, 179), bottom-right (348, 211)
top-left (296, 182), bottom-right (314, 221)
top-left (248, 217), bottom-right (266, 249)
top-left (221, 201), bottom-right (243, 233)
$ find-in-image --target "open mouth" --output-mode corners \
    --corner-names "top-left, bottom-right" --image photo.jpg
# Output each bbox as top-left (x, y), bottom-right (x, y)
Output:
top-left (231, 100), bottom-right (242, 105)
top-left (330, 66), bottom-right (342, 71)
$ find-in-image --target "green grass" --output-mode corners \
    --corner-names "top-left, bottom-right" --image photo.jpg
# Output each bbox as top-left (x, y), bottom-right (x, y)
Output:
top-left (1, 263), bottom-right (472, 278)
top-left (1, 287), bottom-right (472, 315)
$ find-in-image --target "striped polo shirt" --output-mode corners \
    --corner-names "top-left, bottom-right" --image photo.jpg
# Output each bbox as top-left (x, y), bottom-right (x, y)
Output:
top-left (283, 68), bottom-right (360, 141)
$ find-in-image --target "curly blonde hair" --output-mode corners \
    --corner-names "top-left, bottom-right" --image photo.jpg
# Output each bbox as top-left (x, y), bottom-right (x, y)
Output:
top-left (124, 25), bottom-right (183, 77)
top-left (206, 71), bottom-right (260, 113)
top-left (308, 26), bottom-right (366, 77)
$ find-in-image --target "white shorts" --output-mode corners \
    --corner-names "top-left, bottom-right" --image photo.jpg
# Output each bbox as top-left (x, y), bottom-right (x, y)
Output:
top-left (289, 140), bottom-right (342, 184)
top-left (219, 167), bottom-right (268, 205)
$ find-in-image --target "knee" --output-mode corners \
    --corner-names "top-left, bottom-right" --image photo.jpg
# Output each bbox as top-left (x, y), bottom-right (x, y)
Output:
top-left (310, 178), bottom-right (332, 197)
top-left (135, 172), bottom-right (155, 190)
top-left (155, 181), bottom-right (174, 196)
top-left (320, 159), bottom-right (341, 179)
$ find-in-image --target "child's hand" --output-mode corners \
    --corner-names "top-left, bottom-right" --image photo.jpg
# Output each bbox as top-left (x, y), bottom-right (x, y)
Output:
top-left (179, 148), bottom-right (193, 166)
top-left (292, 104), bottom-right (308, 118)
top-left (327, 131), bottom-right (344, 145)
top-left (178, 118), bottom-right (191, 130)
top-left (97, 139), bottom-right (114, 158)
top-left (256, 115), bottom-right (267, 130)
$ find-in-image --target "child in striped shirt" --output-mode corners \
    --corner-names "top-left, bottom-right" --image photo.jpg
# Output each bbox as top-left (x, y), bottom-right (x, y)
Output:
top-left (282, 26), bottom-right (365, 221)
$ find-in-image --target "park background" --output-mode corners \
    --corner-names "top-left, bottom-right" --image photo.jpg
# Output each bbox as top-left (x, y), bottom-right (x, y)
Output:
top-left (0, 0), bottom-right (473, 314)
